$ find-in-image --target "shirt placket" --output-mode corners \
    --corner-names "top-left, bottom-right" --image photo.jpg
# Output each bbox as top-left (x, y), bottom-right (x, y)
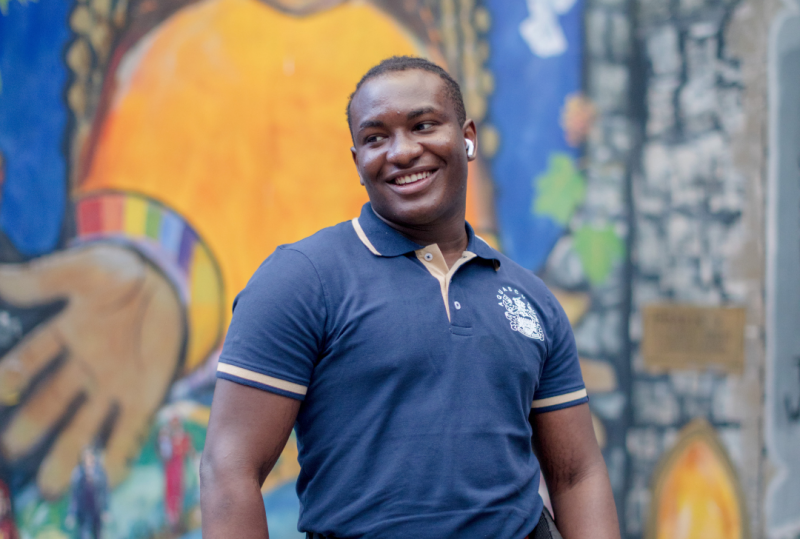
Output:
top-left (415, 245), bottom-right (476, 322)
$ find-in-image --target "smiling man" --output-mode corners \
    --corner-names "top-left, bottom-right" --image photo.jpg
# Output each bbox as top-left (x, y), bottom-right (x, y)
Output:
top-left (200, 56), bottom-right (620, 539)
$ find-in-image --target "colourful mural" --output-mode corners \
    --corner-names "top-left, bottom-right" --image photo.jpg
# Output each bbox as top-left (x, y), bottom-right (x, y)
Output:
top-left (647, 419), bottom-right (748, 539)
top-left (0, 0), bottom-right (626, 537)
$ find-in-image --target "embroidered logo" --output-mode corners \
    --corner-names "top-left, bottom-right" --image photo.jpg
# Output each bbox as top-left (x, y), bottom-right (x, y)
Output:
top-left (497, 287), bottom-right (544, 341)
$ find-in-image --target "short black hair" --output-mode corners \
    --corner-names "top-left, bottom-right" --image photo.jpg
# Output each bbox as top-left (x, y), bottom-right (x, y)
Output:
top-left (347, 56), bottom-right (467, 135)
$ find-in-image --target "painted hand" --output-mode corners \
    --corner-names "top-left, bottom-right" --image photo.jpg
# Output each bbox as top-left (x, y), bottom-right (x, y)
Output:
top-left (0, 244), bottom-right (185, 498)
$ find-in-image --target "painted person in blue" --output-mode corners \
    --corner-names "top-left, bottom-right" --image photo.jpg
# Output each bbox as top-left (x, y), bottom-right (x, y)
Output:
top-left (201, 57), bottom-right (621, 539)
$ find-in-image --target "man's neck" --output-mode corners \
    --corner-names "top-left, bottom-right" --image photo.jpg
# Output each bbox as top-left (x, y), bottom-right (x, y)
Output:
top-left (375, 212), bottom-right (469, 269)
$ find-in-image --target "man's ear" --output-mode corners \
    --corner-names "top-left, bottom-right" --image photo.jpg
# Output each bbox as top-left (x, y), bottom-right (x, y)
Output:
top-left (351, 147), bottom-right (364, 186)
top-left (462, 119), bottom-right (478, 162)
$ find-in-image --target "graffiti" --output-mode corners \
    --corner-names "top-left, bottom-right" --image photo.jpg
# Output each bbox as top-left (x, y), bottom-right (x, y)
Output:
top-left (486, 0), bottom-right (592, 276)
top-left (572, 225), bottom-right (624, 287)
top-left (532, 153), bottom-right (587, 226)
top-left (0, 0), bottom-right (626, 537)
top-left (157, 419), bottom-right (193, 533)
top-left (66, 447), bottom-right (109, 539)
top-left (0, 311), bottom-right (21, 350)
top-left (519, 0), bottom-right (579, 58)
top-left (0, 480), bottom-right (18, 539)
top-left (561, 93), bottom-right (596, 147)
top-left (646, 419), bottom-right (749, 539)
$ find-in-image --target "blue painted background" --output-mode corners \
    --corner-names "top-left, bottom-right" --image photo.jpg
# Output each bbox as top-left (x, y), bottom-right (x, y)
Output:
top-left (0, 0), bottom-right (70, 257)
top-left (487, 0), bottom-right (583, 271)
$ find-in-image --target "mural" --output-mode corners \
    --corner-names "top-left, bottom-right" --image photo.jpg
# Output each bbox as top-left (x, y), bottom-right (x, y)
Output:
top-left (0, 0), bottom-right (628, 537)
top-left (646, 419), bottom-right (748, 539)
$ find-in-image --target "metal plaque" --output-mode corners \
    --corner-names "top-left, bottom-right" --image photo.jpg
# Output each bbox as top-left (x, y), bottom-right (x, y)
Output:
top-left (641, 304), bottom-right (746, 373)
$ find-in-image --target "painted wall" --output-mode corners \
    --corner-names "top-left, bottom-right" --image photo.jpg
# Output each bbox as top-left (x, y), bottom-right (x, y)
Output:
top-left (0, 1), bottom-right (614, 538)
top-left (618, 0), bottom-right (785, 538)
top-left (1, 0), bottom-right (792, 537)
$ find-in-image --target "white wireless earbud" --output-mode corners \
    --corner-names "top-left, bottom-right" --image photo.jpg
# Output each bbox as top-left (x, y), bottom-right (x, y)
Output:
top-left (465, 139), bottom-right (475, 158)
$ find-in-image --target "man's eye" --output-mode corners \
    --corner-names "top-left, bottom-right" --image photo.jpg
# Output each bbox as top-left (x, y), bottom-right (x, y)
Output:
top-left (415, 122), bottom-right (435, 131)
top-left (364, 134), bottom-right (385, 144)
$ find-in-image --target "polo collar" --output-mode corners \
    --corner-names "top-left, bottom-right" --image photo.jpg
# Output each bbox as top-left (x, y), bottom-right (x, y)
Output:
top-left (352, 203), bottom-right (501, 267)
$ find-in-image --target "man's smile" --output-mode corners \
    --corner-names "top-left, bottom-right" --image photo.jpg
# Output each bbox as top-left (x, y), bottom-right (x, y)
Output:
top-left (393, 170), bottom-right (432, 185)
top-left (385, 168), bottom-right (439, 194)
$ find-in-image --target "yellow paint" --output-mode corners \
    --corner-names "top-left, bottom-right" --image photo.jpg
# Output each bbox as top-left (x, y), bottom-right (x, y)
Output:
top-left (79, 0), bottom-right (423, 328)
top-left (159, 400), bottom-right (212, 426)
top-left (186, 244), bottom-right (223, 371)
top-left (123, 195), bottom-right (147, 238)
top-left (186, 405), bottom-right (211, 426)
top-left (262, 432), bottom-right (301, 494)
top-left (590, 412), bottom-right (606, 448)
top-left (579, 357), bottom-right (617, 393)
top-left (28, 529), bottom-right (69, 539)
top-left (654, 437), bottom-right (743, 539)
top-left (551, 288), bottom-right (591, 326)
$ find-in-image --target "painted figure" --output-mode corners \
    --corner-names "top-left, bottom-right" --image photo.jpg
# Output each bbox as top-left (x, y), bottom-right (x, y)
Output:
top-left (66, 447), bottom-right (109, 539)
top-left (0, 0), bottom-right (450, 500)
top-left (158, 418), bottom-right (193, 531)
top-left (0, 481), bottom-right (18, 539)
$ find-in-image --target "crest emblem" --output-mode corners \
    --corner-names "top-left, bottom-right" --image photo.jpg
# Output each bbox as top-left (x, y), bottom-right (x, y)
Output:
top-left (497, 287), bottom-right (544, 341)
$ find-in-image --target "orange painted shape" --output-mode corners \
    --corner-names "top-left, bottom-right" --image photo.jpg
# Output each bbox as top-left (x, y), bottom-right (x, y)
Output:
top-left (653, 425), bottom-right (745, 539)
top-left (79, 0), bottom-right (424, 330)
top-left (465, 159), bottom-right (489, 233)
top-left (102, 193), bottom-right (125, 233)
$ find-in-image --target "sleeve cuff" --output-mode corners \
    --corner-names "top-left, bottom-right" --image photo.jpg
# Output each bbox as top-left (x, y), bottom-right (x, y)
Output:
top-left (531, 388), bottom-right (588, 413)
top-left (74, 191), bottom-right (224, 373)
top-left (217, 362), bottom-right (308, 401)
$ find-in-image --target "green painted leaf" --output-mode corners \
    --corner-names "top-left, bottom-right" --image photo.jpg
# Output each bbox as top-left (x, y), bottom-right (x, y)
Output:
top-left (532, 153), bottom-right (586, 225)
top-left (573, 225), bottom-right (625, 286)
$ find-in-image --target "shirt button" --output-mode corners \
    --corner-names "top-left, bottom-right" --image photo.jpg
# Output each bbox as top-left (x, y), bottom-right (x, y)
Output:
top-left (424, 253), bottom-right (433, 261)
top-left (454, 301), bottom-right (461, 310)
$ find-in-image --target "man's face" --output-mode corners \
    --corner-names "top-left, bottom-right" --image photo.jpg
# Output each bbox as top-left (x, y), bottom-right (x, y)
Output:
top-left (350, 70), bottom-right (476, 229)
top-left (82, 448), bottom-right (95, 468)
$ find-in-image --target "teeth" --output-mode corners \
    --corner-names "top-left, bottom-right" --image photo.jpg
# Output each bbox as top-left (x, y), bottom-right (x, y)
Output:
top-left (395, 171), bottom-right (432, 185)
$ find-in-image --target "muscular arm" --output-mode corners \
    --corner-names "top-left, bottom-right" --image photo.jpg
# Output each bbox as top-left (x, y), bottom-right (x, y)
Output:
top-left (532, 403), bottom-right (620, 539)
top-left (200, 379), bottom-right (301, 539)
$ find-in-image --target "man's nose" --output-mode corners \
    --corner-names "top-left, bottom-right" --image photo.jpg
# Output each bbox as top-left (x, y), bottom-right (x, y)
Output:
top-left (386, 132), bottom-right (423, 164)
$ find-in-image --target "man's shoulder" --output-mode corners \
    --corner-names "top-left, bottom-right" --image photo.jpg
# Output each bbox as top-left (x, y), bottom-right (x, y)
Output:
top-left (241, 219), bottom-right (363, 300)
top-left (488, 243), bottom-right (560, 311)
top-left (279, 219), bottom-right (357, 258)
top-left (488, 244), bottom-right (541, 285)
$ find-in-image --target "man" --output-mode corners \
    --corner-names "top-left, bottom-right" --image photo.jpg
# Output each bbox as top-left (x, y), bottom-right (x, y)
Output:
top-left (200, 56), bottom-right (620, 538)
top-left (66, 447), bottom-right (109, 539)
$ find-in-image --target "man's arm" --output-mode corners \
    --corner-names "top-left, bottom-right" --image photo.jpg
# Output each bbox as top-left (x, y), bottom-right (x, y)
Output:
top-left (200, 379), bottom-right (301, 539)
top-left (532, 403), bottom-right (620, 539)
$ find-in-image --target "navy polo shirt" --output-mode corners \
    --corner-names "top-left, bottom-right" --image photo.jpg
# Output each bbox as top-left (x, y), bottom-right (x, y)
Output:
top-left (217, 202), bottom-right (587, 539)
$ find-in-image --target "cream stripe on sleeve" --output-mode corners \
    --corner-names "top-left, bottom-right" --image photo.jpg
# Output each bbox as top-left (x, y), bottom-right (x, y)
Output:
top-left (218, 363), bottom-right (308, 396)
top-left (531, 389), bottom-right (588, 409)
